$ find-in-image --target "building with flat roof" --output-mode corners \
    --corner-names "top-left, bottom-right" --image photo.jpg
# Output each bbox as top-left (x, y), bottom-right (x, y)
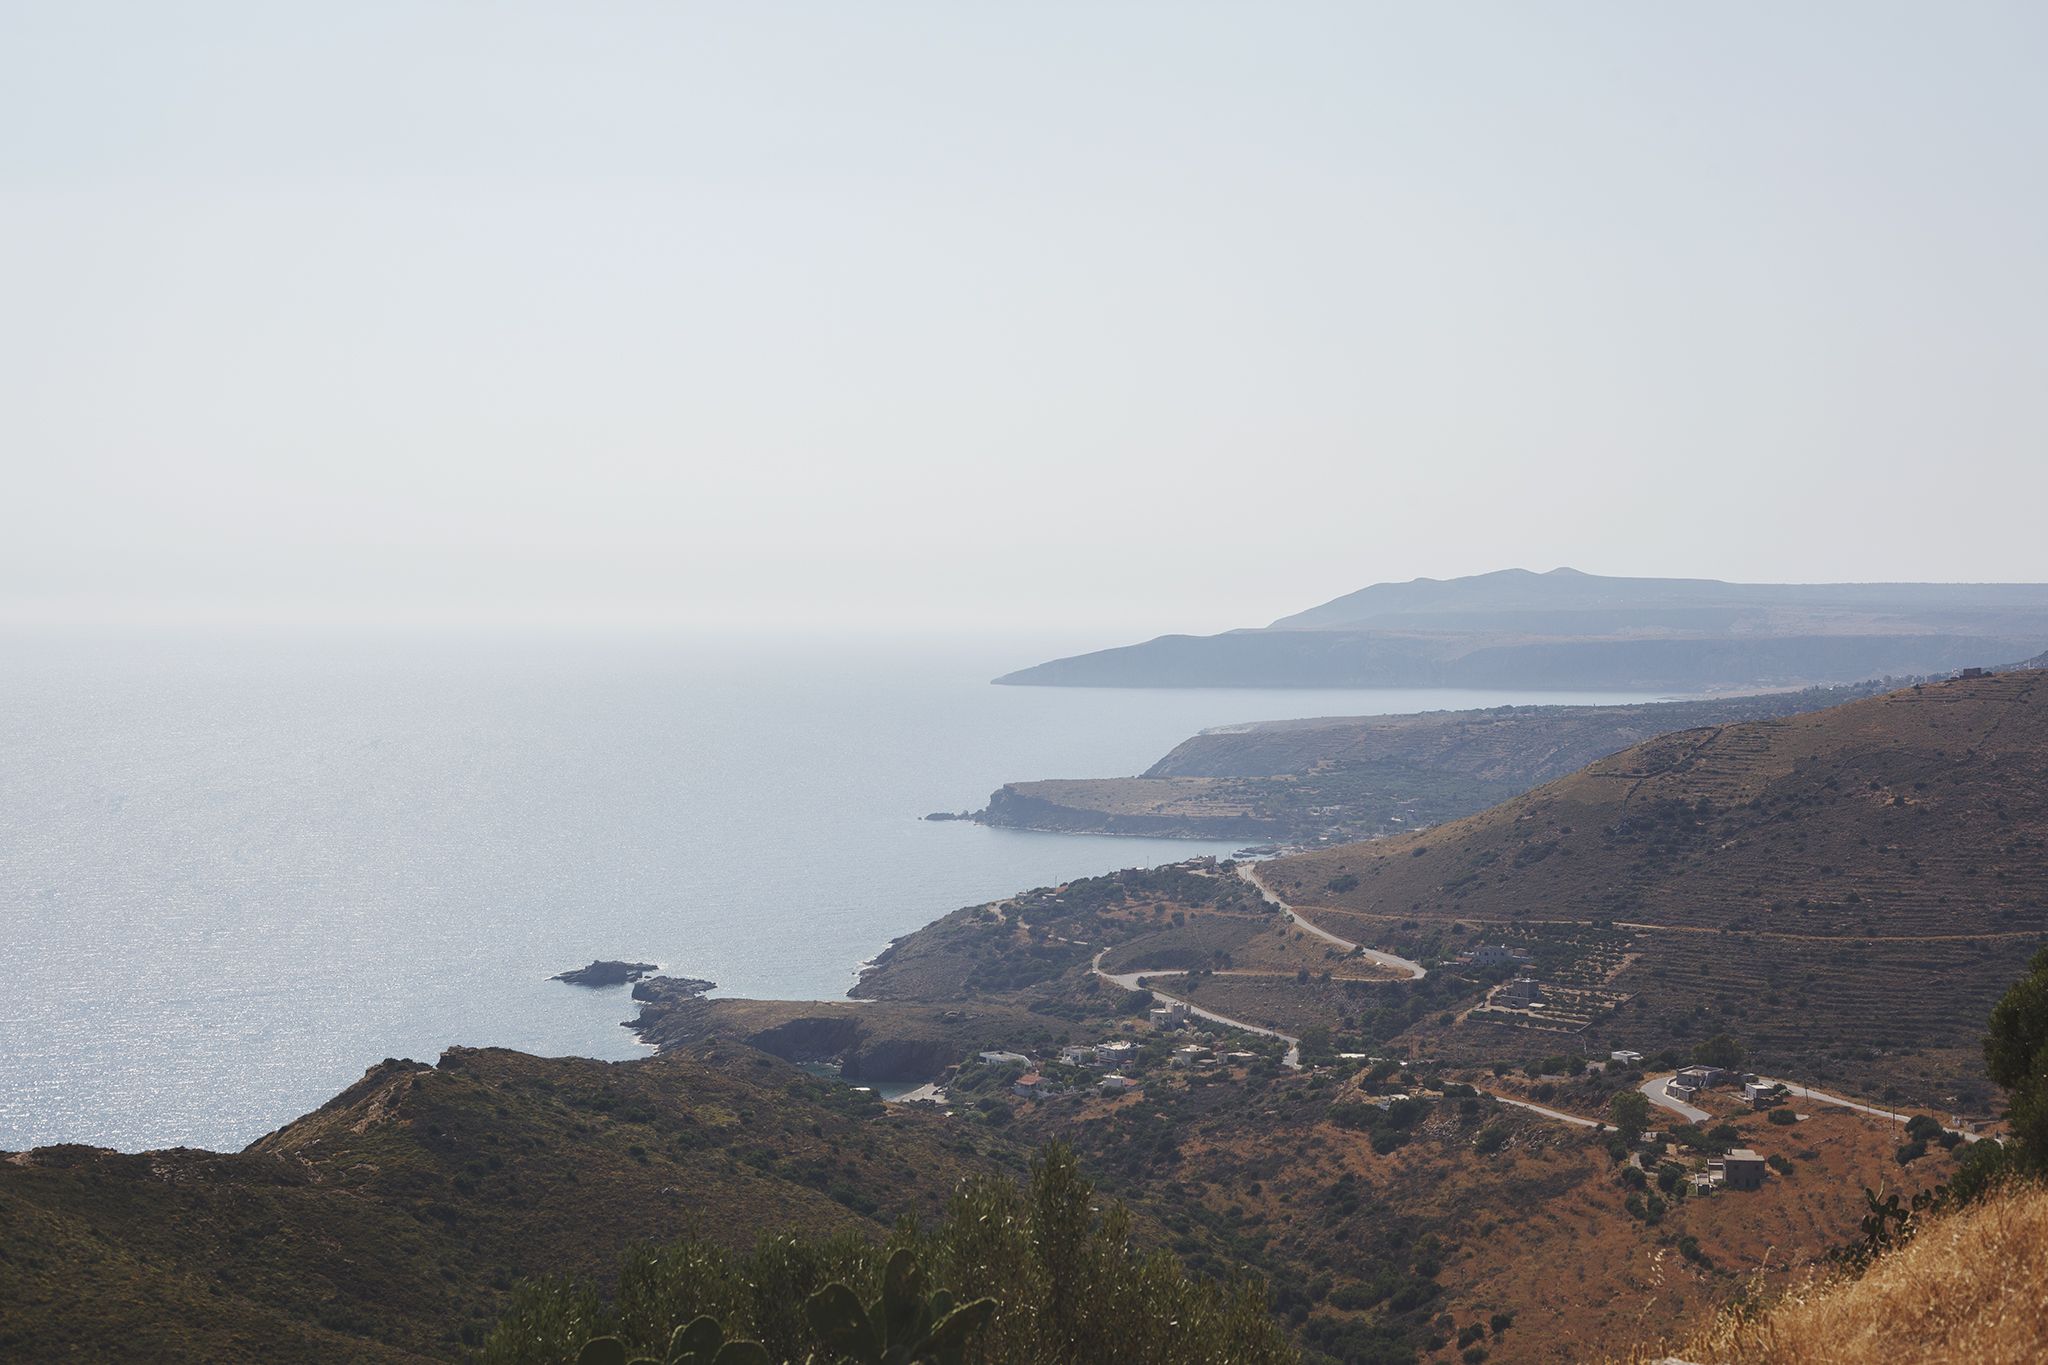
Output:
top-left (1715, 1148), bottom-right (1768, 1190)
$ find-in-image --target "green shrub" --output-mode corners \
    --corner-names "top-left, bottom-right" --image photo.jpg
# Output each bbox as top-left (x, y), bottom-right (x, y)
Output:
top-left (479, 1144), bottom-right (1294, 1365)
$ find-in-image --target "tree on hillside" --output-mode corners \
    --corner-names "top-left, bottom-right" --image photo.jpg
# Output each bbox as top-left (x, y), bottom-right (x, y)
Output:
top-left (1985, 944), bottom-right (2048, 1173)
top-left (480, 1143), bottom-right (1295, 1365)
top-left (1691, 1034), bottom-right (1746, 1069)
top-left (1609, 1090), bottom-right (1650, 1140)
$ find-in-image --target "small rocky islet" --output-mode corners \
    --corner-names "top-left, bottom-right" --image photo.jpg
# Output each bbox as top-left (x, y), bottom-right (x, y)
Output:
top-left (549, 960), bottom-right (659, 988)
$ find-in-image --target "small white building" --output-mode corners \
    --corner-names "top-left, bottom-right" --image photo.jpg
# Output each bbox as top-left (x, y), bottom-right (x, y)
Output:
top-left (1466, 945), bottom-right (1532, 970)
top-left (1610, 1050), bottom-right (1645, 1066)
top-left (1060, 1045), bottom-right (1099, 1067)
top-left (1170, 1044), bottom-right (1205, 1068)
top-left (1012, 1073), bottom-right (1049, 1098)
top-left (1498, 977), bottom-right (1545, 1005)
top-left (978, 1051), bottom-right (1031, 1067)
top-left (1098, 1074), bottom-right (1138, 1093)
top-left (1096, 1040), bottom-right (1136, 1063)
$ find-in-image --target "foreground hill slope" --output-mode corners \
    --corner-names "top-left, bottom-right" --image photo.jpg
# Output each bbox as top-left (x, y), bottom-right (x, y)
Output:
top-left (0, 1046), bottom-right (1021, 1363)
top-left (1263, 670), bottom-right (2048, 1104)
top-left (1638, 1180), bottom-right (2048, 1364)
top-left (997, 568), bottom-right (2048, 690)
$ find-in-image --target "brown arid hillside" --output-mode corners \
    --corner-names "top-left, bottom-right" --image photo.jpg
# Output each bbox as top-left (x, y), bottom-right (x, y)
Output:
top-left (1262, 670), bottom-right (2048, 1109)
top-left (0, 1045), bottom-right (1026, 1362)
top-left (646, 855), bottom-right (1994, 1362)
top-left (1023, 1057), bottom-right (1954, 1365)
top-left (1626, 1179), bottom-right (2048, 1364)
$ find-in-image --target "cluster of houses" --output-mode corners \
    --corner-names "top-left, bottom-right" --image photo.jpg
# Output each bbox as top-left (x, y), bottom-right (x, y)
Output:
top-left (1664, 1063), bottom-right (1733, 1105)
top-left (1642, 1063), bottom-right (1784, 1193)
top-left (976, 1012), bottom-right (1269, 1101)
top-left (1664, 1064), bottom-right (1789, 1112)
top-left (1630, 1124), bottom-right (1770, 1192)
top-left (982, 1040), bottom-right (1146, 1099)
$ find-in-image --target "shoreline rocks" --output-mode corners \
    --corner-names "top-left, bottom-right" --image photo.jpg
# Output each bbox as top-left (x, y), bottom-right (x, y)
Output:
top-left (629, 974), bottom-right (716, 1004)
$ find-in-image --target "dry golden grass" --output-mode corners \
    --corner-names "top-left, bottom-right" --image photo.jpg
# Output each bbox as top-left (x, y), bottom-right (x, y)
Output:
top-left (1642, 1181), bottom-right (2048, 1364)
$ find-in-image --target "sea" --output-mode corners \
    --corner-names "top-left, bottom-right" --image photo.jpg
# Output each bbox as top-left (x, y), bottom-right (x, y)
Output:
top-left (0, 628), bottom-right (1663, 1152)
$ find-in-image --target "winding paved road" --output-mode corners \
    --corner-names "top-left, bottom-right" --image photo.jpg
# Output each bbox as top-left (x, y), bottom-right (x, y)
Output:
top-left (1237, 861), bottom-right (1428, 980)
top-left (1097, 868), bottom-right (1978, 1149)
top-left (1091, 951), bottom-right (1304, 1068)
top-left (1088, 866), bottom-right (1433, 1070)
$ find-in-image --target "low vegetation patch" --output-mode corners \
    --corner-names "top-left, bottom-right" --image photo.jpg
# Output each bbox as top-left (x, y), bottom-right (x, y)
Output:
top-left (480, 1144), bottom-right (1294, 1365)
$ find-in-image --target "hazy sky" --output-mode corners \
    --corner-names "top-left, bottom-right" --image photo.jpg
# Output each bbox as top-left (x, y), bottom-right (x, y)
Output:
top-left (5, 3), bottom-right (2045, 637)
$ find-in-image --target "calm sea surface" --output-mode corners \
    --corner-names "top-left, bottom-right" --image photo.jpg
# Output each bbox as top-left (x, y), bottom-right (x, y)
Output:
top-left (0, 629), bottom-right (1662, 1151)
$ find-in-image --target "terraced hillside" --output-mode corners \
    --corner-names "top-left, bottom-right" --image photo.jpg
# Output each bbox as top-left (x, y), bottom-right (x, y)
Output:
top-left (1262, 670), bottom-right (2048, 1106)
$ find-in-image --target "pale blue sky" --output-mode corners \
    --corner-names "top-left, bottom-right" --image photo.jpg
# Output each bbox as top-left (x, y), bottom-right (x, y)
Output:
top-left (4, 3), bottom-right (2044, 635)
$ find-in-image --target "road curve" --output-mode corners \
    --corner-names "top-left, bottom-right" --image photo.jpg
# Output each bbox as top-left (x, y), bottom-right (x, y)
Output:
top-left (1640, 1073), bottom-right (1711, 1124)
top-left (1091, 951), bottom-right (1303, 1069)
top-left (1237, 861), bottom-right (1428, 980)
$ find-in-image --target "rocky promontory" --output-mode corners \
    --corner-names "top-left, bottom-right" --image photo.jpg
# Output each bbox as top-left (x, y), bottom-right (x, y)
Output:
top-left (551, 960), bottom-right (659, 987)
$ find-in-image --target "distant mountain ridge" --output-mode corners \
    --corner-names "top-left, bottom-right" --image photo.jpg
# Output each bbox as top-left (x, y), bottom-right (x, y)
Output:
top-left (997, 568), bottom-right (2048, 691)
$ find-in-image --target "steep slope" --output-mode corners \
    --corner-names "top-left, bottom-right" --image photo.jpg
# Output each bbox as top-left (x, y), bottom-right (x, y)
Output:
top-left (1261, 670), bottom-right (2048, 1105)
top-left (1640, 1180), bottom-right (2048, 1364)
top-left (996, 568), bottom-right (2048, 690)
top-left (0, 1046), bottom-right (1021, 1363)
